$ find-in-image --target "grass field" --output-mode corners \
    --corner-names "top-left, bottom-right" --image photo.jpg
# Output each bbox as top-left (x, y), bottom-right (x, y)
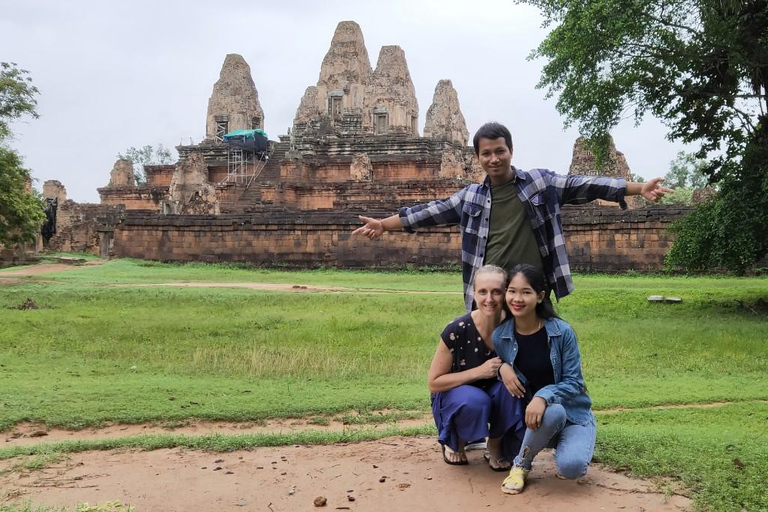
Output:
top-left (1, 258), bottom-right (767, 510)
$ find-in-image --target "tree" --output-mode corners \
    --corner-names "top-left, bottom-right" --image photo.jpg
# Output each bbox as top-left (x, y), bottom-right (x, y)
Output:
top-left (0, 62), bottom-right (39, 140)
top-left (0, 148), bottom-right (45, 245)
top-left (667, 125), bottom-right (768, 270)
top-left (0, 62), bottom-right (44, 245)
top-left (665, 152), bottom-right (710, 190)
top-left (518, 0), bottom-right (768, 272)
top-left (117, 144), bottom-right (175, 185)
top-left (656, 151), bottom-right (715, 205)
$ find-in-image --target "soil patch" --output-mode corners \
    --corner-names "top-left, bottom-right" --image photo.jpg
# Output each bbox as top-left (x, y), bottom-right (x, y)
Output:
top-left (0, 260), bottom-right (105, 278)
top-left (11, 297), bottom-right (39, 310)
top-left (0, 436), bottom-right (690, 511)
top-left (3, 415), bottom-right (433, 447)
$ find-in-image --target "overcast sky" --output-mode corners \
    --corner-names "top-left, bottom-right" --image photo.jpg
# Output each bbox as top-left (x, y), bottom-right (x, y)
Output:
top-left (3, 0), bottom-right (688, 203)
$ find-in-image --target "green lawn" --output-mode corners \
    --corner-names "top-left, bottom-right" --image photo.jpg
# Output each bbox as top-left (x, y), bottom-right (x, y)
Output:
top-left (1, 259), bottom-right (767, 510)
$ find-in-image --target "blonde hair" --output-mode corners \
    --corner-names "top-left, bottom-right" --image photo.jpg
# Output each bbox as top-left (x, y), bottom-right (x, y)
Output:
top-left (473, 264), bottom-right (508, 290)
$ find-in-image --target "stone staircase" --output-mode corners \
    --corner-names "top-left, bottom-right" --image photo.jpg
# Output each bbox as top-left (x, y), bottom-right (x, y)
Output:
top-left (256, 140), bottom-right (290, 182)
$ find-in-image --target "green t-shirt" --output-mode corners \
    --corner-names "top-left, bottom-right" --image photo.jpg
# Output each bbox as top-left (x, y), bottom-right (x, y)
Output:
top-left (484, 179), bottom-right (544, 273)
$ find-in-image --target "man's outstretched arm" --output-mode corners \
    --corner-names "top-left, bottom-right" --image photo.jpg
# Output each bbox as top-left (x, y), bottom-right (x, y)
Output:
top-left (352, 189), bottom-right (467, 240)
top-left (559, 173), bottom-right (675, 206)
top-left (352, 215), bottom-right (402, 240)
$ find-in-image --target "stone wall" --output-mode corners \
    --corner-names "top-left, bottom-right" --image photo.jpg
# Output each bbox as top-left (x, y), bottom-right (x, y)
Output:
top-left (112, 206), bottom-right (691, 272)
top-left (286, 137), bottom-right (477, 184)
top-left (99, 186), bottom-right (168, 210)
top-left (145, 165), bottom-right (176, 187)
top-left (562, 205), bottom-right (689, 271)
top-left (253, 180), bottom-right (469, 211)
top-left (48, 202), bottom-right (125, 255)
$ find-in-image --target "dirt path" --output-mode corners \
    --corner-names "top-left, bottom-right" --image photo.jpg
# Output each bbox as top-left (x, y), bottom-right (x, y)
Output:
top-left (3, 416), bottom-right (434, 448)
top-left (4, 400), bottom-right (753, 448)
top-left (0, 436), bottom-right (690, 511)
top-left (0, 260), bottom-right (105, 277)
top-left (0, 261), bottom-right (459, 295)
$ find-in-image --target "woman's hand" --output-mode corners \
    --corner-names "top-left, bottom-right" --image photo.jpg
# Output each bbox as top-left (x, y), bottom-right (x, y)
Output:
top-left (476, 357), bottom-right (503, 379)
top-left (525, 397), bottom-right (547, 430)
top-left (499, 363), bottom-right (525, 399)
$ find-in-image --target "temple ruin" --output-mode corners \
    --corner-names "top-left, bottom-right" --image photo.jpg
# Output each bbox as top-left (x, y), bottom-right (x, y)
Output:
top-left (31, 20), bottom-right (688, 273)
top-left (568, 136), bottom-right (643, 208)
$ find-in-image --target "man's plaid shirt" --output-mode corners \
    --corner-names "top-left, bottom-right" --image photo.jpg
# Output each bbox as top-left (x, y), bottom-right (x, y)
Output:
top-left (398, 167), bottom-right (627, 312)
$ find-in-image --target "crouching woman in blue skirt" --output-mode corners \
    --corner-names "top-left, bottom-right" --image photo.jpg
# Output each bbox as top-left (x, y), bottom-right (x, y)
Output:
top-left (493, 264), bottom-right (596, 494)
top-left (428, 265), bottom-right (525, 470)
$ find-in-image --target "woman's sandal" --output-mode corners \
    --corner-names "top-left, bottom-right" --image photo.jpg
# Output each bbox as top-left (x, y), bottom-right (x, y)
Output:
top-left (501, 466), bottom-right (530, 495)
top-left (441, 444), bottom-right (468, 465)
top-left (483, 452), bottom-right (512, 472)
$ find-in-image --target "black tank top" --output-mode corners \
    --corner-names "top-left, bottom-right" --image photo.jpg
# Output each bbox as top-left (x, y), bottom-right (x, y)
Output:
top-left (515, 326), bottom-right (554, 395)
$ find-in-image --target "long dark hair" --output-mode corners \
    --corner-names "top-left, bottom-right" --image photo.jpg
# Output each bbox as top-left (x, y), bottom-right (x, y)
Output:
top-left (508, 264), bottom-right (558, 320)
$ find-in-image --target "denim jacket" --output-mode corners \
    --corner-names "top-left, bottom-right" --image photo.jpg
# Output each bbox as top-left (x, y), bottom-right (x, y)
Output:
top-left (492, 317), bottom-right (594, 426)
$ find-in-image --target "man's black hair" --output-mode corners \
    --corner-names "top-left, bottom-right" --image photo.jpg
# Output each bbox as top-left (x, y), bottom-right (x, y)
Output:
top-left (472, 122), bottom-right (513, 155)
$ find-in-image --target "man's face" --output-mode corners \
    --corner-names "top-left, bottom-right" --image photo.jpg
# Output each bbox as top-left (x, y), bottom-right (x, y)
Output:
top-left (477, 137), bottom-right (513, 185)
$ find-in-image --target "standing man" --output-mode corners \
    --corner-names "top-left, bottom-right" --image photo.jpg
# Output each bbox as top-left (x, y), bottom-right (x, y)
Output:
top-left (353, 122), bottom-right (673, 312)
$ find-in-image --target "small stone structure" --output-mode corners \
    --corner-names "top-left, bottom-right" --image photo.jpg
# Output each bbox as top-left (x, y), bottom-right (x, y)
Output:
top-left (350, 153), bottom-right (373, 181)
top-left (40, 180), bottom-right (123, 256)
top-left (42, 180), bottom-right (68, 203)
top-left (569, 136), bottom-right (632, 180)
top-left (205, 54), bottom-right (265, 141)
top-left (166, 152), bottom-right (219, 215)
top-left (424, 80), bottom-right (469, 146)
top-left (109, 159), bottom-right (136, 187)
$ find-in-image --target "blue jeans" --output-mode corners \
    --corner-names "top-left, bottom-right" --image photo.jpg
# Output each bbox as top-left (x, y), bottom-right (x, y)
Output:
top-left (513, 403), bottom-right (596, 479)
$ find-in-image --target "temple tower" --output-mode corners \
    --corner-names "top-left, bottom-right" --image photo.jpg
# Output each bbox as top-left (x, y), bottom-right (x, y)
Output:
top-left (205, 54), bottom-right (265, 141)
top-left (424, 79), bottom-right (469, 146)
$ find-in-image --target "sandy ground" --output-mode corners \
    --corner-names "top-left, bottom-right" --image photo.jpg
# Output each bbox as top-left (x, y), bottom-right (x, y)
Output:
top-left (2, 417), bottom-right (435, 448)
top-left (0, 260), bottom-right (105, 277)
top-left (1, 435), bottom-right (690, 512)
top-left (1, 262), bottom-right (691, 510)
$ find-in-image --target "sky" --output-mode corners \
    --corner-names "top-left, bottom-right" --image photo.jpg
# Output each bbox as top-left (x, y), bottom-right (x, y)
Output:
top-left (2, 0), bottom-right (689, 203)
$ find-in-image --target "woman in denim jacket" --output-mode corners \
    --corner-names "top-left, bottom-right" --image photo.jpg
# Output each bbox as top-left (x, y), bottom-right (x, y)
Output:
top-left (492, 264), bottom-right (595, 495)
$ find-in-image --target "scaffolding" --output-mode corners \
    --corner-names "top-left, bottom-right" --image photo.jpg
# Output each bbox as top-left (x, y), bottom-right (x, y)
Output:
top-left (222, 147), bottom-right (268, 187)
top-left (219, 129), bottom-right (269, 188)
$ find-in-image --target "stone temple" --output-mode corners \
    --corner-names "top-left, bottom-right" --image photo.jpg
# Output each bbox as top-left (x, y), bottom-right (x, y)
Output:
top-left (99, 20), bottom-right (481, 216)
top-left (33, 20), bottom-right (688, 272)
